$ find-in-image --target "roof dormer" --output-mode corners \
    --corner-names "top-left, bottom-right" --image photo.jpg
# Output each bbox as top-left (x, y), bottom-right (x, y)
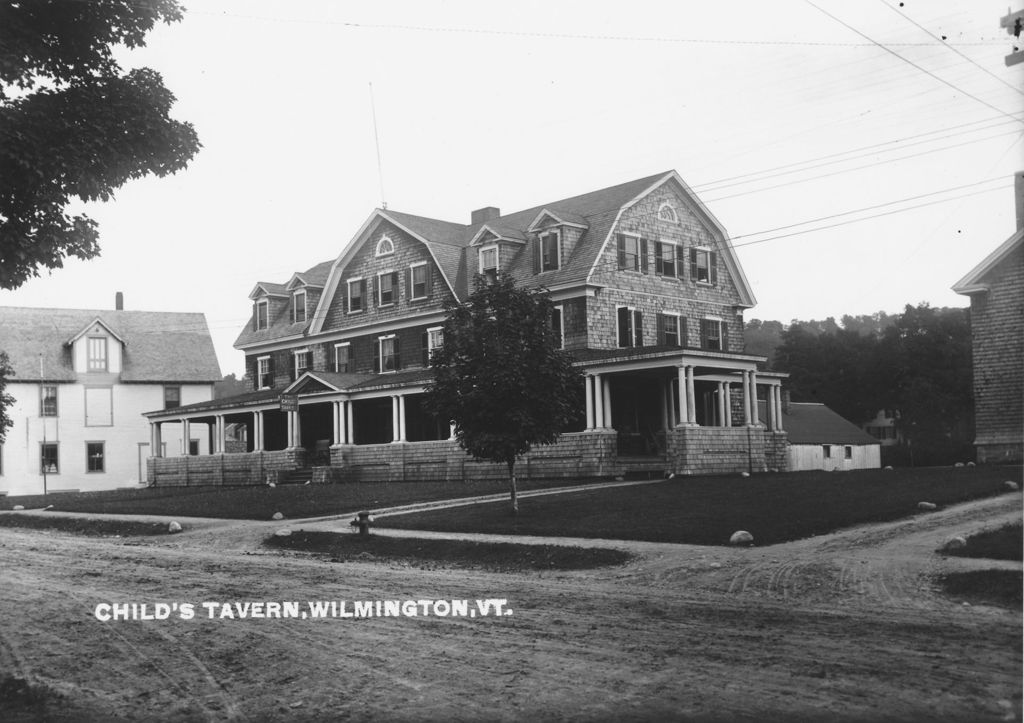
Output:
top-left (66, 318), bottom-right (124, 375)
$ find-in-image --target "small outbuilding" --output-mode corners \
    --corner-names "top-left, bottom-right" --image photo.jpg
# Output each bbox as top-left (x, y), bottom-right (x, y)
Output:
top-left (783, 403), bottom-right (881, 471)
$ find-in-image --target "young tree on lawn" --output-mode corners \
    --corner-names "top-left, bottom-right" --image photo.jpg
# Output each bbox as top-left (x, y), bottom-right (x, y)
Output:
top-left (0, 0), bottom-right (200, 289)
top-left (425, 274), bottom-right (582, 514)
top-left (0, 352), bottom-right (15, 445)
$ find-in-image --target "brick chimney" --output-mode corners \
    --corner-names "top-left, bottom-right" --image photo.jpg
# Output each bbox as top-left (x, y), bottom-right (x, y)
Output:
top-left (1015, 171), bottom-right (1023, 231)
top-left (115, 291), bottom-right (124, 310)
top-left (471, 207), bottom-right (500, 225)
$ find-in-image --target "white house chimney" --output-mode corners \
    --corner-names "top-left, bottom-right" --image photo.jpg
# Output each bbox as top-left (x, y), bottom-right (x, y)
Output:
top-left (471, 207), bottom-right (501, 225)
top-left (115, 291), bottom-right (124, 310)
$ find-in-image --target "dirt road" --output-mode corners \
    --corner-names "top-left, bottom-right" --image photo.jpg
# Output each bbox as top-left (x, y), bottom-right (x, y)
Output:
top-left (0, 495), bottom-right (1020, 721)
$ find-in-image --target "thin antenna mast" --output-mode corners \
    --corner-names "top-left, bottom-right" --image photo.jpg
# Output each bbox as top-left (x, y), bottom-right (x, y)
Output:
top-left (369, 82), bottom-right (387, 210)
top-left (39, 353), bottom-right (47, 495)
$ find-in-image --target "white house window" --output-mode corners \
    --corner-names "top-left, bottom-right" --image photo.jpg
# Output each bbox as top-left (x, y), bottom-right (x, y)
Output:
top-left (658, 203), bottom-right (679, 223)
top-left (690, 247), bottom-right (718, 285)
top-left (347, 279), bottom-right (366, 313)
top-left (257, 356), bottom-right (273, 389)
top-left (823, 445), bottom-right (832, 459)
top-left (334, 343), bottom-right (351, 373)
top-left (657, 313), bottom-right (681, 347)
top-left (255, 299), bottom-right (269, 330)
top-left (700, 319), bottom-right (725, 351)
top-left (410, 263), bottom-right (429, 300)
top-left (375, 235), bottom-right (395, 257)
top-left (377, 271), bottom-right (398, 306)
top-left (540, 231), bottom-right (560, 272)
top-left (617, 307), bottom-right (643, 348)
top-left (40, 442), bottom-right (59, 474)
top-left (616, 234), bottom-right (648, 273)
top-left (293, 290), bottom-right (306, 324)
top-left (423, 327), bottom-right (444, 366)
top-left (378, 335), bottom-right (398, 373)
top-left (479, 245), bottom-right (498, 281)
top-left (551, 305), bottom-right (564, 349)
top-left (844, 446), bottom-right (853, 460)
top-left (87, 337), bottom-right (108, 371)
top-left (86, 442), bottom-right (105, 473)
top-left (293, 349), bottom-right (310, 380)
top-left (40, 385), bottom-right (58, 417)
top-left (655, 241), bottom-right (680, 278)
top-left (164, 386), bottom-right (181, 409)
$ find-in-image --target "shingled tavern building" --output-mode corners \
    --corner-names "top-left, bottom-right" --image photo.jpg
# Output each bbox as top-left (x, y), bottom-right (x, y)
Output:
top-left (145, 171), bottom-right (789, 486)
top-left (0, 303), bottom-right (221, 496)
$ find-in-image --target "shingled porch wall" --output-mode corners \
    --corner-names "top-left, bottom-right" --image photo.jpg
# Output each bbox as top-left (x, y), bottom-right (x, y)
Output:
top-left (147, 449), bottom-right (307, 487)
top-left (665, 427), bottom-right (788, 475)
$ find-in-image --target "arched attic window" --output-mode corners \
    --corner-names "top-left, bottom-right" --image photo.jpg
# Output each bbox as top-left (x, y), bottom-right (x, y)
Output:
top-left (658, 203), bottom-right (679, 223)
top-left (376, 235), bottom-right (395, 257)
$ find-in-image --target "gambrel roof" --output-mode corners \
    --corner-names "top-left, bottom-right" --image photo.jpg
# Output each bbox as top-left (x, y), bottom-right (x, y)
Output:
top-left (0, 306), bottom-right (221, 383)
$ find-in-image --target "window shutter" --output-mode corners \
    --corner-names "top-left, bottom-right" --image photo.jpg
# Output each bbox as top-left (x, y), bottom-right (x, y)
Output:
top-left (616, 235), bottom-right (626, 269)
top-left (654, 244), bottom-right (663, 276)
top-left (710, 251), bottom-right (719, 285)
top-left (690, 248), bottom-right (698, 279)
top-left (421, 331), bottom-right (429, 367)
top-left (252, 303), bottom-right (257, 331)
top-left (634, 310), bottom-right (644, 347)
top-left (699, 319), bottom-right (708, 349)
top-left (374, 339), bottom-right (380, 374)
top-left (425, 266), bottom-right (433, 299)
top-left (406, 267), bottom-right (412, 300)
top-left (393, 338), bottom-right (401, 370)
top-left (721, 321), bottom-right (730, 351)
top-left (640, 238), bottom-right (649, 274)
top-left (675, 252), bottom-right (685, 280)
top-left (364, 279), bottom-right (372, 309)
top-left (617, 307), bottom-right (630, 347)
top-left (680, 317), bottom-right (688, 348)
top-left (656, 313), bottom-right (666, 345)
top-left (533, 238), bottom-right (541, 274)
top-left (391, 271), bottom-right (399, 299)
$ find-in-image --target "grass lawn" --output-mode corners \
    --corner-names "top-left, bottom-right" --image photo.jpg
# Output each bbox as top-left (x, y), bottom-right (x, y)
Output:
top-left (265, 530), bottom-right (631, 571)
top-left (377, 466), bottom-right (1023, 546)
top-left (0, 513), bottom-right (172, 537)
top-left (0, 477), bottom-right (576, 521)
top-left (941, 522), bottom-right (1023, 561)
top-left (937, 570), bottom-right (1023, 609)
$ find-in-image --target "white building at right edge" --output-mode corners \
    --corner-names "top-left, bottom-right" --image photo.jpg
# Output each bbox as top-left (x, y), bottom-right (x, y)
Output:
top-left (0, 300), bottom-right (221, 497)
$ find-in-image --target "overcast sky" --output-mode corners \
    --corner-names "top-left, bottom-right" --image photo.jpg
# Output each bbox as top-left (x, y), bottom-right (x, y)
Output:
top-left (2, 0), bottom-right (1021, 377)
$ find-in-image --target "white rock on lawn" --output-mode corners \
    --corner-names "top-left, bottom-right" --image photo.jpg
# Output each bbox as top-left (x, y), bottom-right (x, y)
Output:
top-left (275, 528), bottom-right (292, 537)
top-left (729, 530), bottom-right (754, 546)
top-left (917, 501), bottom-right (937, 511)
top-left (12, 505), bottom-right (24, 510)
top-left (1004, 481), bottom-right (1019, 491)
top-left (272, 512), bottom-right (285, 520)
top-left (168, 521), bottom-right (182, 534)
top-left (942, 536), bottom-right (967, 551)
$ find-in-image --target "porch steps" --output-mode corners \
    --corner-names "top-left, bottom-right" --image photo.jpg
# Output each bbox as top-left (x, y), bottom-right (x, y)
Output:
top-left (280, 468), bottom-right (315, 485)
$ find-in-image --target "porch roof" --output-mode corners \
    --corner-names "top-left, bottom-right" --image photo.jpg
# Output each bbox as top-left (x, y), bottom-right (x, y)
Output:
top-left (573, 345), bottom-right (767, 368)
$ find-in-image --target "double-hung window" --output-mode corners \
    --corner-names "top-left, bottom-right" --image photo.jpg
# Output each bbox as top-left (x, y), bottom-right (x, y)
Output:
top-left (655, 241), bottom-right (680, 278)
top-left (255, 300), bottom-right (269, 330)
top-left (690, 248), bottom-right (718, 285)
top-left (700, 319), bottom-right (727, 351)
top-left (617, 307), bottom-right (643, 348)
top-left (40, 386), bottom-right (58, 417)
top-left (479, 246), bottom-right (498, 282)
top-left (540, 231), bottom-right (560, 272)
top-left (164, 386), bottom-right (181, 409)
top-left (86, 442), bottom-right (105, 473)
top-left (87, 337), bottom-right (107, 371)
top-left (348, 279), bottom-right (366, 313)
top-left (257, 356), bottom-right (273, 389)
top-left (616, 234), bottom-right (648, 273)
top-left (378, 335), bottom-right (399, 373)
top-left (551, 306), bottom-right (564, 349)
top-left (40, 443), bottom-right (59, 474)
top-left (293, 349), bottom-right (310, 379)
top-left (293, 291), bottom-right (306, 324)
top-left (423, 327), bottom-right (444, 366)
top-left (409, 263), bottom-right (429, 300)
top-left (334, 343), bottom-right (351, 373)
top-left (377, 271), bottom-right (398, 306)
top-left (657, 313), bottom-right (682, 347)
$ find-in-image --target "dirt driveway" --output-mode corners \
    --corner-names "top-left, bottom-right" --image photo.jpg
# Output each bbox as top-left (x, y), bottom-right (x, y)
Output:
top-left (0, 494), bottom-right (1020, 722)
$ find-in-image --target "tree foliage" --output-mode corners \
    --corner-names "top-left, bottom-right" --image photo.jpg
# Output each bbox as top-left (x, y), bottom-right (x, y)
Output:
top-left (425, 275), bottom-right (583, 513)
top-left (771, 303), bottom-right (973, 465)
top-left (0, 0), bottom-right (200, 289)
top-left (0, 352), bottom-right (15, 445)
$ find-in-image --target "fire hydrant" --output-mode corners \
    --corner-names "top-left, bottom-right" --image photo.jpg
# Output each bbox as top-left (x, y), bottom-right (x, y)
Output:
top-left (350, 511), bottom-right (373, 537)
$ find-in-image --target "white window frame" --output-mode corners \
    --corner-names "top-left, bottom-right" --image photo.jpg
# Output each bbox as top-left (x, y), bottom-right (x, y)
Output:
top-left (378, 334), bottom-right (398, 373)
top-left (257, 355), bottom-right (272, 389)
top-left (702, 317), bottom-right (723, 351)
top-left (40, 442), bottom-right (59, 474)
top-left (347, 278), bottom-right (365, 314)
top-left (658, 202), bottom-right (679, 223)
top-left (86, 441), bottom-right (105, 474)
top-left (823, 445), bottom-right (832, 459)
top-left (539, 230), bottom-right (560, 272)
top-left (377, 270), bottom-right (397, 307)
top-left (692, 246), bottom-right (714, 285)
top-left (551, 305), bottom-right (564, 349)
top-left (479, 245), bottom-right (498, 276)
top-left (426, 326), bottom-right (444, 365)
top-left (616, 306), bottom-right (643, 348)
top-left (293, 348), bottom-right (310, 379)
top-left (40, 385), bottom-right (58, 417)
top-left (409, 262), bottom-right (429, 300)
top-left (618, 233), bottom-right (643, 273)
top-left (375, 235), bottom-right (395, 257)
top-left (334, 342), bottom-right (351, 373)
top-left (661, 312), bottom-right (681, 347)
top-left (164, 385), bottom-right (181, 410)
top-left (87, 336), bottom-right (108, 372)
top-left (255, 299), bottom-right (269, 330)
top-left (655, 239), bottom-right (679, 278)
top-left (293, 290), bottom-right (307, 324)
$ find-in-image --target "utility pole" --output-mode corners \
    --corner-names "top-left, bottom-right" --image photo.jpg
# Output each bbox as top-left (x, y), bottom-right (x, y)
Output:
top-left (39, 353), bottom-right (47, 495)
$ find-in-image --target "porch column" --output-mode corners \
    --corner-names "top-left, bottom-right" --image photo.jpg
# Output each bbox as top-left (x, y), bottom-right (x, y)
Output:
top-left (750, 371), bottom-right (760, 426)
top-left (287, 409), bottom-right (301, 448)
top-left (181, 419), bottom-right (191, 455)
top-left (346, 401), bottom-right (355, 445)
top-left (660, 380), bottom-right (669, 432)
top-left (667, 378), bottom-right (676, 428)
top-left (253, 411), bottom-right (264, 452)
top-left (150, 422), bottom-right (162, 457)
top-left (774, 386), bottom-right (784, 430)
top-left (397, 394), bottom-right (407, 442)
top-left (685, 366), bottom-right (697, 425)
top-left (601, 375), bottom-right (613, 428)
top-left (716, 382), bottom-right (727, 427)
top-left (215, 415), bottom-right (226, 453)
top-left (585, 375), bottom-right (595, 431)
top-left (676, 367), bottom-right (687, 427)
top-left (332, 401), bottom-right (341, 445)
top-left (593, 374), bottom-right (605, 430)
top-left (391, 396), bottom-right (400, 442)
top-left (724, 384), bottom-right (733, 427)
